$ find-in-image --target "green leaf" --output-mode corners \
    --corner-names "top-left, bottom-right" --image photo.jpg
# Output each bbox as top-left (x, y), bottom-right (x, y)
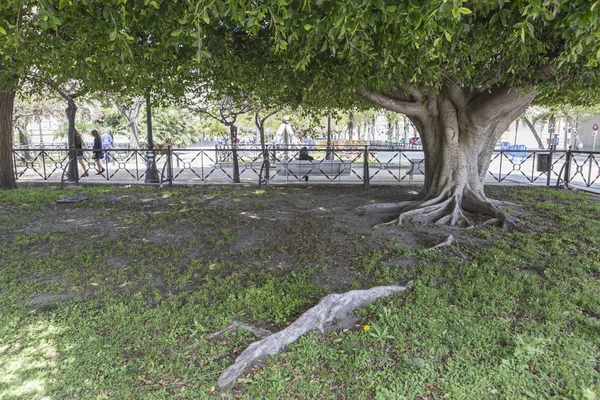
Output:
top-left (109, 30), bottom-right (117, 41)
top-left (408, 10), bottom-right (422, 26)
top-left (59, 0), bottom-right (69, 10)
top-left (0, 26), bottom-right (6, 35)
top-left (520, 28), bottom-right (525, 43)
top-left (303, 24), bottom-right (313, 31)
top-left (458, 7), bottom-right (472, 15)
top-left (103, 5), bottom-right (111, 19)
top-left (171, 29), bottom-right (183, 37)
top-left (387, 5), bottom-right (397, 13)
top-left (444, 31), bottom-right (451, 42)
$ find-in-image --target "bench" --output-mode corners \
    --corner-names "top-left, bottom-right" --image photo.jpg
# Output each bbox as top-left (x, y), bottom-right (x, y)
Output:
top-left (278, 160), bottom-right (352, 180)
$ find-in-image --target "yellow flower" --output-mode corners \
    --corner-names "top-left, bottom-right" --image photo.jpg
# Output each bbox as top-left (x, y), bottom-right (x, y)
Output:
top-left (363, 325), bottom-right (370, 331)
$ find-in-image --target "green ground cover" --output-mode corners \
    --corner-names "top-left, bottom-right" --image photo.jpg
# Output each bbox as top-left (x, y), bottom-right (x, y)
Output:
top-left (0, 185), bottom-right (598, 399)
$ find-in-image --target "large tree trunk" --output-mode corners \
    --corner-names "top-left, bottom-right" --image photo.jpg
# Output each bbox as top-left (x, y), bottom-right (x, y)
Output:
top-left (358, 85), bottom-right (537, 228)
top-left (0, 91), bottom-right (17, 189)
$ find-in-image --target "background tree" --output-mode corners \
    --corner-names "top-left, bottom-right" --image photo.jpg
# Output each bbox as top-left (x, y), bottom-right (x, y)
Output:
top-left (140, 106), bottom-right (198, 148)
top-left (187, 93), bottom-right (253, 182)
top-left (115, 97), bottom-right (145, 149)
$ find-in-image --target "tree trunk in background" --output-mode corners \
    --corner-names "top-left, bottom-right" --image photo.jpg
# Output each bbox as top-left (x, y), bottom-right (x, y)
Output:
top-left (0, 91), bottom-right (17, 189)
top-left (348, 111), bottom-right (354, 141)
top-left (65, 97), bottom-right (78, 179)
top-left (359, 85), bottom-right (537, 227)
top-left (15, 123), bottom-right (34, 161)
top-left (230, 124), bottom-right (240, 183)
top-left (116, 96), bottom-right (144, 149)
top-left (522, 116), bottom-right (544, 149)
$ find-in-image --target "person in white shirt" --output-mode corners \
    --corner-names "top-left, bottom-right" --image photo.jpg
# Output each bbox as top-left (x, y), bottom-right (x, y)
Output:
top-left (101, 130), bottom-right (113, 162)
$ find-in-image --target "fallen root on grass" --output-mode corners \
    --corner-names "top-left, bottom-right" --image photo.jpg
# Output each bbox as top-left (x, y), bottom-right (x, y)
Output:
top-left (217, 282), bottom-right (412, 388)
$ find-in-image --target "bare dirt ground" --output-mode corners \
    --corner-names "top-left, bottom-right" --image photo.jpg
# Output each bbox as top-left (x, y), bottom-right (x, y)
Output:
top-left (2, 184), bottom-right (541, 305)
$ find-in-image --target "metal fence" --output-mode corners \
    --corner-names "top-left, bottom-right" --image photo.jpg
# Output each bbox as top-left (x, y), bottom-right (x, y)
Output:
top-left (11, 145), bottom-right (600, 192)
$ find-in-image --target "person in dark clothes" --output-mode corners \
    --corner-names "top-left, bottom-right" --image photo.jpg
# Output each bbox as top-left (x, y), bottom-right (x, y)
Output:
top-left (91, 129), bottom-right (104, 174)
top-left (73, 130), bottom-right (88, 177)
top-left (298, 146), bottom-right (314, 161)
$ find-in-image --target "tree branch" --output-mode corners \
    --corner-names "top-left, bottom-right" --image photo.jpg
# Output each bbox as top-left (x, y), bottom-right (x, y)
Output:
top-left (468, 86), bottom-right (538, 124)
top-left (396, 84), bottom-right (423, 101)
top-left (357, 89), bottom-right (424, 117)
top-left (521, 115), bottom-right (545, 149)
top-left (447, 82), bottom-right (476, 112)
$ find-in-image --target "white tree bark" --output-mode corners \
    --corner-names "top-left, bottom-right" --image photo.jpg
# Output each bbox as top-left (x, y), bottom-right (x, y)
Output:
top-left (115, 96), bottom-right (144, 149)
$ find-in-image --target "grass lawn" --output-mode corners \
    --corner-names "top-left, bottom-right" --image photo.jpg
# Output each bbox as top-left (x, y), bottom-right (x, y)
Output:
top-left (0, 184), bottom-right (598, 399)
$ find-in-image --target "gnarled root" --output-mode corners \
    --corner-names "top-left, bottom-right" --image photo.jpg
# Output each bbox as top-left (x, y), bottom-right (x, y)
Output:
top-left (217, 283), bottom-right (412, 388)
top-left (354, 201), bottom-right (413, 216)
top-left (463, 190), bottom-right (517, 230)
top-left (364, 186), bottom-right (518, 229)
top-left (380, 194), bottom-right (471, 227)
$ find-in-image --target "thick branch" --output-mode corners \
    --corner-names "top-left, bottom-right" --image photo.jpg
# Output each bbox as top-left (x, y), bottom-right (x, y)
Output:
top-left (396, 84), bottom-right (423, 101)
top-left (54, 87), bottom-right (71, 102)
top-left (357, 89), bottom-right (423, 117)
top-left (447, 82), bottom-right (476, 112)
top-left (468, 86), bottom-right (538, 124)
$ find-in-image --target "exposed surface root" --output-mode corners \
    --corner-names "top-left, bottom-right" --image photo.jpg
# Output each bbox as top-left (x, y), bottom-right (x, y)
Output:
top-left (427, 234), bottom-right (468, 259)
top-left (364, 187), bottom-right (519, 229)
top-left (354, 201), bottom-right (412, 216)
top-left (394, 195), bottom-right (471, 227)
top-left (217, 283), bottom-right (412, 388)
top-left (429, 234), bottom-right (455, 249)
top-left (464, 191), bottom-right (517, 230)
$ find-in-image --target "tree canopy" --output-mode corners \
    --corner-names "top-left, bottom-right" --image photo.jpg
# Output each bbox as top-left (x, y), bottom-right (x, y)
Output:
top-left (193, 0), bottom-right (600, 107)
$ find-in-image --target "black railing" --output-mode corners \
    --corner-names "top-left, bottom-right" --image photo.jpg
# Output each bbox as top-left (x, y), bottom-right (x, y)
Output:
top-left (11, 145), bottom-right (600, 192)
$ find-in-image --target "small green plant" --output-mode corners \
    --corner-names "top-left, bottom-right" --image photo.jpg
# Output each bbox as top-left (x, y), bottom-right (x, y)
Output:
top-left (366, 323), bottom-right (395, 345)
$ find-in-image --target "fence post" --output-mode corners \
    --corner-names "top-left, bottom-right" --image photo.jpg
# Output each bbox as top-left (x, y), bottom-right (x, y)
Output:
top-left (363, 145), bottom-right (370, 190)
top-left (546, 135), bottom-right (556, 186)
top-left (264, 146), bottom-right (270, 181)
top-left (563, 146), bottom-right (572, 186)
top-left (168, 147), bottom-right (173, 188)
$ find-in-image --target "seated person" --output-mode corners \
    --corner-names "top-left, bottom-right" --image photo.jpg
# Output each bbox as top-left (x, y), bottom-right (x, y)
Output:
top-left (298, 146), bottom-right (314, 161)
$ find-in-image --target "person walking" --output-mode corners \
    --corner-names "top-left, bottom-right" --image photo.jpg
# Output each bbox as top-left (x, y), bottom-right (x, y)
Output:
top-left (101, 130), bottom-right (113, 162)
top-left (91, 129), bottom-right (105, 174)
top-left (73, 130), bottom-right (88, 177)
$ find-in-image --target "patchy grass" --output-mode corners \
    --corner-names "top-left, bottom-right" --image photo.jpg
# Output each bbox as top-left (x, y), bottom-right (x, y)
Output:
top-left (0, 185), bottom-right (598, 399)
